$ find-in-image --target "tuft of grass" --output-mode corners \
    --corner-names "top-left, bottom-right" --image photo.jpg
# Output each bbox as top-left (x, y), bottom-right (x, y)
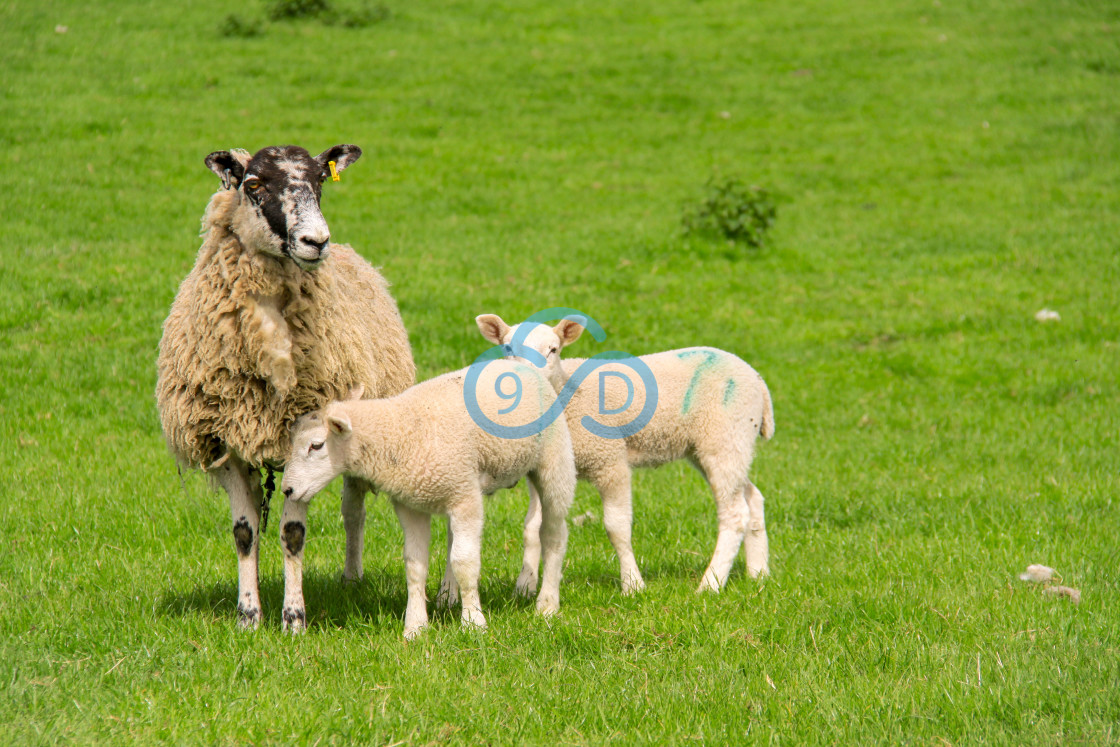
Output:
top-left (218, 13), bottom-right (265, 38)
top-left (267, 0), bottom-right (331, 22)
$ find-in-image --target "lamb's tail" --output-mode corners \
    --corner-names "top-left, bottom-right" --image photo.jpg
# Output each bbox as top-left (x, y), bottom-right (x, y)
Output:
top-left (759, 379), bottom-right (775, 440)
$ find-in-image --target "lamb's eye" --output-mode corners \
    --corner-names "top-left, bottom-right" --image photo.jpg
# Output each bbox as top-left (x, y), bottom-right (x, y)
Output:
top-left (549, 347), bottom-right (558, 355)
top-left (309, 441), bottom-right (324, 452)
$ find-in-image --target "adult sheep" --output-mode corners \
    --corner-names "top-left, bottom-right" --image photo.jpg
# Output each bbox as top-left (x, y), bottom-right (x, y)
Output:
top-left (156, 144), bottom-right (415, 631)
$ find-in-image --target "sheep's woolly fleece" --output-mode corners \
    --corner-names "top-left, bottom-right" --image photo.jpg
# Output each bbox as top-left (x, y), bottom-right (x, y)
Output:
top-left (156, 188), bottom-right (415, 469)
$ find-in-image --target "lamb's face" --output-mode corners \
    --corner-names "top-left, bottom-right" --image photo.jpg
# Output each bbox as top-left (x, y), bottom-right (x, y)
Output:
top-left (476, 314), bottom-right (584, 391)
top-left (281, 411), bottom-right (350, 501)
top-left (204, 144), bottom-right (362, 271)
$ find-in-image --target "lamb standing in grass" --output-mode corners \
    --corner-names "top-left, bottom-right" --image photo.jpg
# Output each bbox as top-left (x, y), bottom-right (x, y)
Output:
top-left (156, 145), bottom-right (415, 631)
top-left (477, 313), bottom-right (774, 595)
top-left (281, 360), bottom-right (576, 639)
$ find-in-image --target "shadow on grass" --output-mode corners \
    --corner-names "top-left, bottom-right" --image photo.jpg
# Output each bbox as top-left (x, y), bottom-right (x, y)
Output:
top-left (158, 565), bottom-right (545, 631)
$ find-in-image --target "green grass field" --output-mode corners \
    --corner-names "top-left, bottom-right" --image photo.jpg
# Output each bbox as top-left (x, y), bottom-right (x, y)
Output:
top-left (2, 0), bottom-right (1119, 743)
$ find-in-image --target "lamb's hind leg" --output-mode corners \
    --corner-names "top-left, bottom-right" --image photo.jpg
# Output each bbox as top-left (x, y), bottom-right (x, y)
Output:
top-left (340, 476), bottom-right (368, 583)
top-left (696, 460), bottom-right (749, 593)
top-left (595, 465), bottom-right (645, 595)
top-left (448, 496), bottom-right (487, 630)
top-left (213, 454), bottom-right (263, 629)
top-left (514, 482), bottom-right (544, 597)
top-left (531, 466), bottom-right (574, 617)
top-left (742, 481), bottom-right (770, 578)
top-left (280, 497), bottom-right (309, 633)
top-left (435, 519), bottom-right (460, 609)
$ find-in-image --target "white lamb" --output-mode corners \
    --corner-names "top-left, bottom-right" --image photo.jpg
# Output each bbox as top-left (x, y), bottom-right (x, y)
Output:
top-left (476, 313), bottom-right (775, 595)
top-left (281, 361), bottom-right (576, 639)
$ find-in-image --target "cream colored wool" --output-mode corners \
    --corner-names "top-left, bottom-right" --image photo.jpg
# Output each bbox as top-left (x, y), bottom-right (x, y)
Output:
top-left (156, 187), bottom-right (415, 469)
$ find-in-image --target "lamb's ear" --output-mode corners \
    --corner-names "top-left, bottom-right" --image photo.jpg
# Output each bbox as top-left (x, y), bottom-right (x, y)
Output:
top-left (327, 413), bottom-right (353, 437)
top-left (476, 314), bottom-right (511, 345)
top-left (346, 384), bottom-right (365, 401)
top-left (554, 317), bottom-right (585, 347)
top-left (204, 149), bottom-right (251, 189)
top-left (315, 144), bottom-right (362, 175)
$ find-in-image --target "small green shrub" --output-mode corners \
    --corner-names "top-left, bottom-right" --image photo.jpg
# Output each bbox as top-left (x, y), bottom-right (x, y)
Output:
top-left (218, 13), bottom-right (263, 37)
top-left (267, 0), bottom-right (331, 21)
top-left (323, 1), bottom-right (391, 27)
top-left (682, 176), bottom-right (777, 249)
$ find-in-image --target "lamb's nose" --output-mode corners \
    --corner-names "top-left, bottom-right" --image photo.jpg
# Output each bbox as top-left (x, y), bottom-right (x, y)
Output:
top-left (283, 487), bottom-right (293, 498)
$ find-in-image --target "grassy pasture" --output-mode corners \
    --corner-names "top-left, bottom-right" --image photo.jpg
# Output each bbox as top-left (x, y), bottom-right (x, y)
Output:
top-left (2, 0), bottom-right (1119, 743)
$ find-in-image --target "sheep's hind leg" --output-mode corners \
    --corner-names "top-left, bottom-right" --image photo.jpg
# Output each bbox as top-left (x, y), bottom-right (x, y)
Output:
top-left (742, 481), bottom-right (770, 578)
top-left (595, 466), bottom-right (645, 595)
top-left (214, 455), bottom-right (263, 629)
top-left (392, 501), bottom-right (432, 640)
top-left (340, 477), bottom-right (368, 583)
top-left (435, 519), bottom-right (460, 609)
top-left (697, 465), bottom-right (749, 593)
top-left (515, 482), bottom-right (544, 598)
top-left (448, 498), bottom-right (486, 631)
top-left (280, 497), bottom-right (309, 633)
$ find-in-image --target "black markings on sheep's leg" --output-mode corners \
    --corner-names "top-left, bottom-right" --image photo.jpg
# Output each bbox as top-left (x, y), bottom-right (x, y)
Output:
top-left (233, 518), bottom-right (254, 557)
top-left (237, 603), bottom-right (261, 628)
top-left (282, 606), bottom-right (306, 629)
top-left (282, 521), bottom-right (305, 556)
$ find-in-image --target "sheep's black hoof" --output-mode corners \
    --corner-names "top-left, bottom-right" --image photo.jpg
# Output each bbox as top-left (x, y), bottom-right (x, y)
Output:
top-left (282, 606), bottom-right (307, 634)
top-left (236, 605), bottom-right (261, 630)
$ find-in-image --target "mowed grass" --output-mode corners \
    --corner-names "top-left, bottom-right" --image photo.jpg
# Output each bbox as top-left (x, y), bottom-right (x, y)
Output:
top-left (2, 0), bottom-right (1119, 743)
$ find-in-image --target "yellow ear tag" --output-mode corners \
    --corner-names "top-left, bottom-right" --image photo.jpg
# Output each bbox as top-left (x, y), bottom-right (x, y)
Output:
top-left (328, 160), bottom-right (340, 182)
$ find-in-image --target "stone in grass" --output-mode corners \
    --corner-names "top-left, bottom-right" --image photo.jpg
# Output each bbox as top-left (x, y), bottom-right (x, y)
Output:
top-left (1034, 308), bottom-right (1061, 323)
top-left (572, 511), bottom-right (598, 527)
top-left (1043, 585), bottom-right (1082, 605)
top-left (1019, 564), bottom-right (1055, 583)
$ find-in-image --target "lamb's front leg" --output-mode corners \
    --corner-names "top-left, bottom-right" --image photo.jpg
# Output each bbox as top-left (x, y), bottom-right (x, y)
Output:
top-left (448, 498), bottom-right (486, 631)
top-left (742, 481), bottom-right (770, 578)
top-left (340, 477), bottom-right (368, 583)
top-left (280, 497), bottom-right (310, 633)
top-left (213, 455), bottom-right (263, 629)
top-left (392, 501), bottom-right (432, 640)
top-left (515, 483), bottom-right (544, 597)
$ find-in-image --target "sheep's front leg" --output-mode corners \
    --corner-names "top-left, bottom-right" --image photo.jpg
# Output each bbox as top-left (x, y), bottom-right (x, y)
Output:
top-left (594, 465), bottom-right (645, 595)
top-left (280, 497), bottom-right (310, 633)
top-left (448, 498), bottom-right (486, 631)
top-left (515, 483), bottom-right (544, 597)
top-left (213, 455), bottom-right (263, 629)
top-left (743, 481), bottom-right (770, 578)
top-left (435, 519), bottom-right (460, 609)
top-left (340, 477), bottom-right (368, 583)
top-left (697, 469), bottom-right (749, 593)
top-left (392, 501), bottom-right (432, 640)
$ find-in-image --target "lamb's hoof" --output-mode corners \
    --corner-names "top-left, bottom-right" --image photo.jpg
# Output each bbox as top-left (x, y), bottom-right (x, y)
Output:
top-left (340, 572), bottom-right (363, 586)
top-left (535, 594), bottom-right (560, 617)
top-left (747, 565), bottom-right (770, 580)
top-left (696, 574), bottom-right (722, 594)
top-left (461, 608), bottom-right (488, 631)
top-left (515, 568), bottom-right (538, 598)
top-left (282, 607), bottom-right (307, 634)
top-left (403, 623), bottom-right (428, 641)
top-left (236, 606), bottom-right (261, 630)
top-left (620, 576), bottom-right (646, 597)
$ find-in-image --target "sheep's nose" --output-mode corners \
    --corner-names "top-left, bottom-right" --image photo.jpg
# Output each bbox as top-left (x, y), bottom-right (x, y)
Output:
top-left (299, 236), bottom-right (328, 258)
top-left (283, 487), bottom-right (293, 498)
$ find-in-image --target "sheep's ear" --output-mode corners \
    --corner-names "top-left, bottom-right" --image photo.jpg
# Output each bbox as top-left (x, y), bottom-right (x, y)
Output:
top-left (554, 318), bottom-right (585, 347)
top-left (315, 144), bottom-right (362, 176)
top-left (205, 149), bottom-right (251, 189)
top-left (476, 314), bottom-right (510, 345)
top-left (327, 413), bottom-right (353, 437)
top-left (346, 384), bottom-right (365, 401)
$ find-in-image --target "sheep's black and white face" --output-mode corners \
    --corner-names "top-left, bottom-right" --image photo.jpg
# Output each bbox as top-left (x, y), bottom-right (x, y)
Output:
top-left (204, 144), bottom-right (361, 271)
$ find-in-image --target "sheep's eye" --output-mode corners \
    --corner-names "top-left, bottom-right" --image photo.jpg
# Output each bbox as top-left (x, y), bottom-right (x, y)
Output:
top-left (309, 441), bottom-right (324, 452)
top-left (245, 181), bottom-right (261, 192)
